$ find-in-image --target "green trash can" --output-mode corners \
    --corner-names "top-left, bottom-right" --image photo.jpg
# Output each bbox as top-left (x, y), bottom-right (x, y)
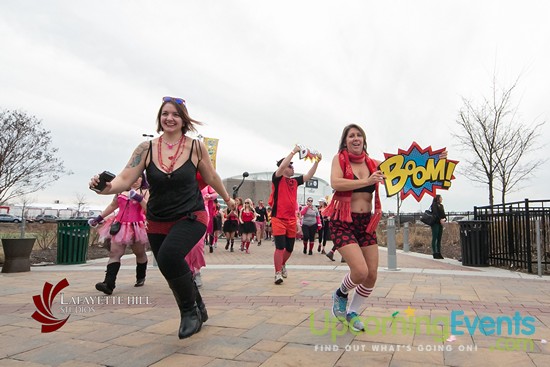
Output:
top-left (57, 219), bottom-right (90, 264)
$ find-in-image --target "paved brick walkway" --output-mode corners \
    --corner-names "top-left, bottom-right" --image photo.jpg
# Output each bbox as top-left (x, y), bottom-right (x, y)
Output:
top-left (1, 240), bottom-right (549, 366)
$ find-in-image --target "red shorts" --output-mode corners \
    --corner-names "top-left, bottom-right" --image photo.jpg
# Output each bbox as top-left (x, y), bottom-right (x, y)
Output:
top-left (329, 212), bottom-right (377, 249)
top-left (255, 221), bottom-right (266, 232)
top-left (271, 217), bottom-right (297, 238)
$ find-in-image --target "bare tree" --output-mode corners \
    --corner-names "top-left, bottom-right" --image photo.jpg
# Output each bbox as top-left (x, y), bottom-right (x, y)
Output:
top-left (453, 75), bottom-right (545, 206)
top-left (494, 119), bottom-right (545, 204)
top-left (74, 192), bottom-right (88, 217)
top-left (0, 109), bottom-right (71, 204)
top-left (17, 195), bottom-right (34, 238)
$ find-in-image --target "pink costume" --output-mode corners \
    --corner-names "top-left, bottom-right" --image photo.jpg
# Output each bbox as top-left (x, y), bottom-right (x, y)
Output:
top-left (202, 185), bottom-right (218, 235)
top-left (97, 195), bottom-right (149, 247)
top-left (185, 186), bottom-right (217, 275)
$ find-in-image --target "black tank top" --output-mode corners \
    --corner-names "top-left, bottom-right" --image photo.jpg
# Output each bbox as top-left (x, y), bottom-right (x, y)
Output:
top-left (145, 139), bottom-right (205, 221)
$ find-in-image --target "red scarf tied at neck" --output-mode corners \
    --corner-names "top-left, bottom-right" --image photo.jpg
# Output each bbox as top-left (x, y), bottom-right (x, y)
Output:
top-left (323, 150), bottom-right (382, 235)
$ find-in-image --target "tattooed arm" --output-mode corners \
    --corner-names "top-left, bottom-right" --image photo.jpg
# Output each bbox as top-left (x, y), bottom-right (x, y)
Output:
top-left (96, 141), bottom-right (149, 195)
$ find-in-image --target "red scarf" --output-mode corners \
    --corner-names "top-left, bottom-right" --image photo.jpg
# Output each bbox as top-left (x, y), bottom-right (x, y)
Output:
top-left (323, 150), bottom-right (382, 235)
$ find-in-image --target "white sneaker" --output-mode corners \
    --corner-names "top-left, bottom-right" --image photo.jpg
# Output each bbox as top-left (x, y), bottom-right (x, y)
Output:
top-left (346, 312), bottom-right (365, 332)
top-left (194, 272), bottom-right (203, 288)
top-left (281, 265), bottom-right (288, 278)
top-left (274, 272), bottom-right (283, 285)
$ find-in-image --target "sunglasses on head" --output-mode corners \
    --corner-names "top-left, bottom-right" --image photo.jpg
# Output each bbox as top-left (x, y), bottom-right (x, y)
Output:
top-left (163, 96), bottom-right (186, 105)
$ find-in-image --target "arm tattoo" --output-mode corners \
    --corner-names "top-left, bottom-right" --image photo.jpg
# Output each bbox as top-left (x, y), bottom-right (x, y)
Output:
top-left (126, 142), bottom-right (148, 169)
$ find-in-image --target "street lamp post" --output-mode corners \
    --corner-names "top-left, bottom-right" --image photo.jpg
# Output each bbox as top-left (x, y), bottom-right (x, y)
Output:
top-left (232, 172), bottom-right (249, 199)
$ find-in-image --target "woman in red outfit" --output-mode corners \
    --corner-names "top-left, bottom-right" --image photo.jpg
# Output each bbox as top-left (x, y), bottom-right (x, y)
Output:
top-left (325, 123), bottom-right (385, 333)
top-left (223, 206), bottom-right (239, 252)
top-left (239, 198), bottom-right (257, 253)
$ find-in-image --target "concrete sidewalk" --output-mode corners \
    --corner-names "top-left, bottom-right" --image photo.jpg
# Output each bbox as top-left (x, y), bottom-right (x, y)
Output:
top-left (1, 241), bottom-right (549, 366)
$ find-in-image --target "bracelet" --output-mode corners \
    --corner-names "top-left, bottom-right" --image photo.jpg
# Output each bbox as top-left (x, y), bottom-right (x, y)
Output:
top-left (132, 193), bottom-right (144, 203)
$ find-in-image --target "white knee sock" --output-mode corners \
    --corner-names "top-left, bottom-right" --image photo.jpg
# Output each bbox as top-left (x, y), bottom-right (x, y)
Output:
top-left (339, 273), bottom-right (357, 295)
top-left (348, 285), bottom-right (373, 314)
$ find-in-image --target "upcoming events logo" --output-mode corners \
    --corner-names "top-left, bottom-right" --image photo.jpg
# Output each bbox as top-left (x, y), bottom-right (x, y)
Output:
top-left (310, 306), bottom-right (537, 352)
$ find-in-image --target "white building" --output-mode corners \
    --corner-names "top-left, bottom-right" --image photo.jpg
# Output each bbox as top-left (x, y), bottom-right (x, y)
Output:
top-left (223, 172), bottom-right (332, 206)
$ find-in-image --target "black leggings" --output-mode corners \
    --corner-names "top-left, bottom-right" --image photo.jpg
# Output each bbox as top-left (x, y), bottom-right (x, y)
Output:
top-left (318, 223), bottom-right (330, 245)
top-left (301, 224), bottom-right (317, 243)
top-left (274, 236), bottom-right (295, 253)
top-left (147, 219), bottom-right (206, 280)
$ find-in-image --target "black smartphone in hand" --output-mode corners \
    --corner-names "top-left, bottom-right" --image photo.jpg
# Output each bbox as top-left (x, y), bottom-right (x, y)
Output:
top-left (90, 171), bottom-right (116, 192)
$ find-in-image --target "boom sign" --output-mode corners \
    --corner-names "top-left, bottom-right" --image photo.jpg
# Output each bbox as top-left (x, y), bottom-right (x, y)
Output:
top-left (378, 142), bottom-right (458, 202)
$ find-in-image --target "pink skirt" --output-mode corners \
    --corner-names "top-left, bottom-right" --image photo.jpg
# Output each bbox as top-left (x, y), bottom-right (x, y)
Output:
top-left (97, 216), bottom-right (149, 247)
top-left (186, 235), bottom-right (206, 275)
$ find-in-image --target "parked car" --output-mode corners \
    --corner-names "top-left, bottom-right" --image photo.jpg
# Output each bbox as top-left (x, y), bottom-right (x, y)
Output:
top-left (448, 216), bottom-right (466, 222)
top-left (0, 214), bottom-right (23, 223)
top-left (34, 214), bottom-right (58, 224)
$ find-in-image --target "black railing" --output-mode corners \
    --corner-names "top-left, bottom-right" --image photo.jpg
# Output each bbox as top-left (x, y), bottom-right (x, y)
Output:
top-left (475, 199), bottom-right (550, 273)
top-left (383, 211), bottom-right (474, 226)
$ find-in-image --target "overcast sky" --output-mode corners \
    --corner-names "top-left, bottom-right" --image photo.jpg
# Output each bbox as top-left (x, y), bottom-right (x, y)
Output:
top-left (1, 0), bottom-right (549, 213)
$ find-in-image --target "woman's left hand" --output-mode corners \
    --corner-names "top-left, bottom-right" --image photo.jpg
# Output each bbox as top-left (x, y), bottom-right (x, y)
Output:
top-left (367, 170), bottom-right (385, 185)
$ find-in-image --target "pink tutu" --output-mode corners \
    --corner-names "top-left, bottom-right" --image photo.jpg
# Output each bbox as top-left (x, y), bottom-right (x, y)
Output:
top-left (186, 236), bottom-right (206, 275)
top-left (97, 215), bottom-right (149, 247)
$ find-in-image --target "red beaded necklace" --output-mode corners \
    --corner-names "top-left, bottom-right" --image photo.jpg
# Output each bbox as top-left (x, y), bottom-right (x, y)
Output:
top-left (162, 135), bottom-right (183, 149)
top-left (158, 135), bottom-right (185, 174)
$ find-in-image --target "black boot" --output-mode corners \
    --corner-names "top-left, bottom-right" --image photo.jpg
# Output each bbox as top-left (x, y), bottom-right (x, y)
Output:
top-left (96, 262), bottom-right (120, 295)
top-left (135, 261), bottom-right (147, 287)
top-left (193, 280), bottom-right (208, 323)
top-left (167, 273), bottom-right (202, 339)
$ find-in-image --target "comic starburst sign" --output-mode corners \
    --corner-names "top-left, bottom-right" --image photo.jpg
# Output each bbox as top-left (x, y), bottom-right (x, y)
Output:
top-left (378, 142), bottom-right (458, 202)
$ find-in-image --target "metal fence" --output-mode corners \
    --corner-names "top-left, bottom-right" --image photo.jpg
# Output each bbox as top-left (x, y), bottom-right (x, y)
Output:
top-left (475, 199), bottom-right (550, 273)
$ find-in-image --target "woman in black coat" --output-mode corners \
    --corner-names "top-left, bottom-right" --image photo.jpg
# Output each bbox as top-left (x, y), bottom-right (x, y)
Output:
top-left (430, 194), bottom-right (447, 259)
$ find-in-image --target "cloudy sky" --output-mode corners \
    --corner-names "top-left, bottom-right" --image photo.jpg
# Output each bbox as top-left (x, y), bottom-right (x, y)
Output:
top-left (1, 0), bottom-right (549, 213)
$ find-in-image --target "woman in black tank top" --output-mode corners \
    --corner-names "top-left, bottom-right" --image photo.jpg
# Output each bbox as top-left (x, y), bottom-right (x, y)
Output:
top-left (90, 96), bottom-right (235, 340)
